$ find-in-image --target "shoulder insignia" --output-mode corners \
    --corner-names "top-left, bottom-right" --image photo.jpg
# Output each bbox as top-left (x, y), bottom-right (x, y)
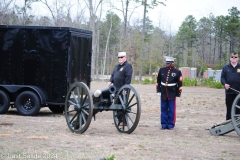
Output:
top-left (179, 76), bottom-right (183, 82)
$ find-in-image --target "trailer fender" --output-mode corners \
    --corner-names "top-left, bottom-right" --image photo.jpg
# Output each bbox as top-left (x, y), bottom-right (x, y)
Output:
top-left (0, 85), bottom-right (47, 105)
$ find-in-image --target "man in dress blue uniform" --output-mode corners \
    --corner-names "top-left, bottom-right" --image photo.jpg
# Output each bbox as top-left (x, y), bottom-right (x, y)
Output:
top-left (156, 56), bottom-right (182, 130)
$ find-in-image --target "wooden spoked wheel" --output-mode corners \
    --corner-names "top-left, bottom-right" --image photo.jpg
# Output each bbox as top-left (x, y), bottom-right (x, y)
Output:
top-left (65, 82), bottom-right (93, 134)
top-left (231, 94), bottom-right (240, 136)
top-left (113, 84), bottom-right (141, 134)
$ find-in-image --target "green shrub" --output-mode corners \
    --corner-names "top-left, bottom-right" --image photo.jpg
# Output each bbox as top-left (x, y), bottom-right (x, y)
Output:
top-left (106, 154), bottom-right (115, 160)
top-left (143, 78), bottom-right (151, 84)
top-left (209, 81), bottom-right (224, 89)
top-left (199, 78), bottom-right (224, 89)
top-left (200, 77), bottom-right (214, 86)
top-left (182, 77), bottom-right (223, 89)
top-left (131, 79), bottom-right (138, 84)
top-left (182, 78), bottom-right (197, 86)
top-left (151, 77), bottom-right (156, 84)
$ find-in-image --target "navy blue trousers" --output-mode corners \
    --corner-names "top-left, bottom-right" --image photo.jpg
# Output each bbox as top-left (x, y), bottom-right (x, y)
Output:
top-left (160, 98), bottom-right (176, 129)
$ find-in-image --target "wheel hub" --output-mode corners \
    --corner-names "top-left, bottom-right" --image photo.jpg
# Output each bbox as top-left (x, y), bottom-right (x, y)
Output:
top-left (74, 103), bottom-right (81, 111)
top-left (23, 98), bottom-right (33, 110)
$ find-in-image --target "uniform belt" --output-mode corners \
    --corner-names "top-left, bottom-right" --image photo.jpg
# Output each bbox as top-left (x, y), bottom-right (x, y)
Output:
top-left (161, 82), bottom-right (176, 86)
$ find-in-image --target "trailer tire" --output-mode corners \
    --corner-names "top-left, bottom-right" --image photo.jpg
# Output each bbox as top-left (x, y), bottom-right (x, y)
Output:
top-left (0, 90), bottom-right (10, 114)
top-left (48, 105), bottom-right (64, 114)
top-left (15, 91), bottom-right (41, 116)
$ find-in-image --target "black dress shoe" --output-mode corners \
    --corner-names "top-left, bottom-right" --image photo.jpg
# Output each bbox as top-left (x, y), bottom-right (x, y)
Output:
top-left (160, 127), bottom-right (166, 130)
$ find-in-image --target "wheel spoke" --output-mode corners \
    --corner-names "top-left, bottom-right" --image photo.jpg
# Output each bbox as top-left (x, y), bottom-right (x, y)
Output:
top-left (123, 91), bottom-right (127, 103)
top-left (126, 93), bottom-right (135, 107)
top-left (122, 116), bottom-right (130, 130)
top-left (67, 109), bottom-right (76, 113)
top-left (235, 105), bottom-right (240, 109)
top-left (237, 122), bottom-right (240, 127)
top-left (234, 114), bottom-right (240, 117)
top-left (67, 100), bottom-right (76, 105)
top-left (128, 102), bottom-right (137, 109)
top-left (119, 96), bottom-right (124, 105)
top-left (70, 111), bottom-right (78, 124)
top-left (82, 108), bottom-right (89, 116)
top-left (126, 113), bottom-right (134, 124)
top-left (71, 91), bottom-right (78, 104)
top-left (125, 89), bottom-right (130, 101)
top-left (79, 113), bottom-right (83, 130)
top-left (76, 86), bottom-right (81, 102)
top-left (81, 94), bottom-right (88, 106)
top-left (80, 87), bottom-right (83, 104)
top-left (81, 103), bottom-right (89, 109)
top-left (75, 114), bottom-right (80, 129)
top-left (81, 112), bottom-right (87, 124)
top-left (128, 110), bottom-right (137, 115)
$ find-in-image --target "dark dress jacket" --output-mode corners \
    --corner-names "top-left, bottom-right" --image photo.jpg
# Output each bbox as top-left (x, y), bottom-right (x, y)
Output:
top-left (221, 63), bottom-right (240, 94)
top-left (157, 66), bottom-right (182, 100)
top-left (110, 61), bottom-right (133, 91)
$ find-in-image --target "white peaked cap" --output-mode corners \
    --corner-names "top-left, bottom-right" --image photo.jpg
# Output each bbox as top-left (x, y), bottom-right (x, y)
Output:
top-left (118, 52), bottom-right (126, 57)
top-left (164, 56), bottom-right (175, 62)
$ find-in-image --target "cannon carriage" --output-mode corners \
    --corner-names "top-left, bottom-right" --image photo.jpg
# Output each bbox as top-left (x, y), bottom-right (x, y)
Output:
top-left (209, 93), bottom-right (240, 136)
top-left (64, 82), bottom-right (141, 134)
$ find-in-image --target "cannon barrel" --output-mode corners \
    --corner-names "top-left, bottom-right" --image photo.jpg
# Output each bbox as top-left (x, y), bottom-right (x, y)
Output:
top-left (93, 85), bottom-right (116, 98)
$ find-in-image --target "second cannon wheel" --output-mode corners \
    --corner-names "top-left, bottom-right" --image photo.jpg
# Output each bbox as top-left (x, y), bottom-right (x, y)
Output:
top-left (231, 94), bottom-right (240, 136)
top-left (113, 84), bottom-right (141, 134)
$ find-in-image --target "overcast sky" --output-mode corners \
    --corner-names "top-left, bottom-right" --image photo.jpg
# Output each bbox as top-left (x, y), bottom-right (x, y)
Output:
top-left (31, 0), bottom-right (240, 34)
top-left (145, 0), bottom-right (240, 33)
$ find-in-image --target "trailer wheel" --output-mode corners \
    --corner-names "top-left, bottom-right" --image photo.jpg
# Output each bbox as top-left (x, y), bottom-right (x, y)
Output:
top-left (0, 90), bottom-right (10, 114)
top-left (48, 105), bottom-right (64, 114)
top-left (15, 91), bottom-right (41, 116)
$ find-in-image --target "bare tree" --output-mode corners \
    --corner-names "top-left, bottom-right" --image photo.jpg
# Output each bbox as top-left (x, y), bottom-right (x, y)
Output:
top-left (112, 0), bottom-right (140, 37)
top-left (14, 0), bottom-right (39, 25)
top-left (0, 0), bottom-right (14, 24)
top-left (102, 12), bottom-right (113, 78)
top-left (39, 0), bottom-right (73, 26)
top-left (72, 0), bottom-right (87, 28)
top-left (83, 0), bottom-right (104, 79)
top-left (136, 0), bottom-right (166, 80)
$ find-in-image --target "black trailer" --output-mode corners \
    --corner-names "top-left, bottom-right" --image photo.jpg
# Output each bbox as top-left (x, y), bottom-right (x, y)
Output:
top-left (0, 25), bottom-right (92, 116)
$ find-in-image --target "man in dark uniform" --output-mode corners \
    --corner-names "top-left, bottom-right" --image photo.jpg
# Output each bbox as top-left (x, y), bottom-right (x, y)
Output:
top-left (108, 51), bottom-right (133, 126)
top-left (221, 51), bottom-right (240, 120)
top-left (108, 51), bottom-right (133, 90)
top-left (156, 56), bottom-right (182, 130)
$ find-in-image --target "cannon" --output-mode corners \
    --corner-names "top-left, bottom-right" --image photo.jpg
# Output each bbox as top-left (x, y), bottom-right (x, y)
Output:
top-left (209, 93), bottom-right (240, 136)
top-left (64, 82), bottom-right (141, 134)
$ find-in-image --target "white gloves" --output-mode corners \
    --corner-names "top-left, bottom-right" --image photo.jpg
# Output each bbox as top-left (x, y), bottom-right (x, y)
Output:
top-left (157, 92), bottom-right (161, 96)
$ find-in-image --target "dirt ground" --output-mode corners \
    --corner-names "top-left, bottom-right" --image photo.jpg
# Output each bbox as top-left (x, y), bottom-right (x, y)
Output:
top-left (0, 81), bottom-right (240, 160)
